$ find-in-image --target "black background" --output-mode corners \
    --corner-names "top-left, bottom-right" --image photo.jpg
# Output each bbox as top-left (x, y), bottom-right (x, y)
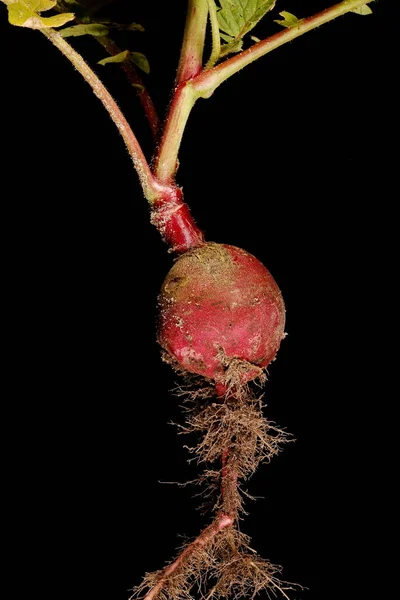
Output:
top-left (1, 1), bottom-right (395, 599)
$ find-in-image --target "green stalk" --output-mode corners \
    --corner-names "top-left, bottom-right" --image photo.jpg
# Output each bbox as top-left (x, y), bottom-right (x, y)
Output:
top-left (193, 0), bottom-right (375, 97)
top-left (154, 0), bottom-right (208, 183)
top-left (176, 0), bottom-right (209, 84)
top-left (205, 0), bottom-right (221, 70)
top-left (154, 83), bottom-right (198, 184)
top-left (40, 27), bottom-right (161, 202)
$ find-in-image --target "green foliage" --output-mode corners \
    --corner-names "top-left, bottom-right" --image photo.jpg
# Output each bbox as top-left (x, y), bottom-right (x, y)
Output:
top-left (219, 34), bottom-right (243, 55)
top-left (215, 0), bottom-right (276, 57)
top-left (98, 49), bottom-right (129, 65)
top-left (130, 52), bottom-right (149, 74)
top-left (98, 50), bottom-right (150, 74)
top-left (274, 10), bottom-right (303, 28)
top-left (351, 4), bottom-right (372, 15)
top-left (216, 0), bottom-right (276, 37)
top-left (6, 0), bottom-right (74, 28)
top-left (60, 22), bottom-right (108, 36)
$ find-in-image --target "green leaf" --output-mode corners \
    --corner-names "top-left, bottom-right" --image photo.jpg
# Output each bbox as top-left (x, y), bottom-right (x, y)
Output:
top-left (98, 49), bottom-right (129, 66)
top-left (214, 0), bottom-right (275, 58)
top-left (60, 23), bottom-right (109, 37)
top-left (220, 38), bottom-right (243, 58)
top-left (7, 0), bottom-right (74, 28)
top-left (217, 0), bottom-right (241, 37)
top-left (219, 32), bottom-right (234, 43)
top-left (351, 4), bottom-right (373, 15)
top-left (274, 11), bottom-right (303, 28)
top-left (97, 50), bottom-right (150, 74)
top-left (216, 0), bottom-right (276, 39)
top-left (37, 13), bottom-right (75, 26)
top-left (126, 22), bottom-right (145, 32)
top-left (130, 52), bottom-right (150, 74)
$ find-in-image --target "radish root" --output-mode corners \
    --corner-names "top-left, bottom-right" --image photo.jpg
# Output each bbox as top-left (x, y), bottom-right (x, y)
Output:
top-left (132, 384), bottom-right (300, 600)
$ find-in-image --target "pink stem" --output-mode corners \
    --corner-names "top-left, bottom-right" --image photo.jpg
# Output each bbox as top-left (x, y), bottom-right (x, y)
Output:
top-left (150, 185), bottom-right (205, 254)
top-left (96, 36), bottom-right (160, 140)
top-left (148, 1), bottom-right (208, 253)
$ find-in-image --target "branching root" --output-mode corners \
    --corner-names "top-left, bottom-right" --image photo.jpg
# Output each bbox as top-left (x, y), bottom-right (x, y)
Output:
top-left (133, 382), bottom-right (297, 600)
top-left (133, 528), bottom-right (300, 600)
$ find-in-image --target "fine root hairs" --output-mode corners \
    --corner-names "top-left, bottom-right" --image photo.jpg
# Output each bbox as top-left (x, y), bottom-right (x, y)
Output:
top-left (132, 527), bottom-right (300, 600)
top-left (177, 388), bottom-right (291, 485)
top-left (133, 385), bottom-right (297, 600)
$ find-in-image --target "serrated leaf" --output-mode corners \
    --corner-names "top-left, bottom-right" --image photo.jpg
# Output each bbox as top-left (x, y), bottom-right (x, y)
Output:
top-left (217, 0), bottom-right (241, 37)
top-left (7, 0), bottom-right (74, 28)
top-left (216, 0), bottom-right (276, 40)
top-left (98, 49), bottom-right (129, 66)
top-left (60, 23), bottom-right (109, 37)
top-left (274, 11), bottom-right (303, 28)
top-left (351, 4), bottom-right (372, 15)
top-left (129, 52), bottom-right (150, 75)
top-left (220, 38), bottom-right (243, 58)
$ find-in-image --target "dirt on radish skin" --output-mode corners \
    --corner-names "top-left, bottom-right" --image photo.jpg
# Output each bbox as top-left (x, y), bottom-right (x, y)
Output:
top-left (157, 242), bottom-right (285, 389)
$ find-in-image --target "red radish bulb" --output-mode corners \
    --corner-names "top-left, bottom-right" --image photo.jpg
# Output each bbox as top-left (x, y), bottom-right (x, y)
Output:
top-left (157, 243), bottom-right (285, 388)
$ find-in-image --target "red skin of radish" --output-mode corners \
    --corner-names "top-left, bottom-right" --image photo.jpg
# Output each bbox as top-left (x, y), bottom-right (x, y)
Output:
top-left (157, 243), bottom-right (285, 386)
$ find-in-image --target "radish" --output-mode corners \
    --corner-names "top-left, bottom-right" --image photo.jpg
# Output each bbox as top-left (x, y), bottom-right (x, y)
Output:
top-left (158, 242), bottom-right (285, 389)
top-left (2, 1), bottom-right (375, 598)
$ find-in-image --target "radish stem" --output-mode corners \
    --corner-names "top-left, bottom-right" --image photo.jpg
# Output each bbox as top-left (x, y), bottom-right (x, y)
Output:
top-left (90, 35), bottom-right (160, 141)
top-left (52, 1), bottom-right (161, 140)
top-left (41, 25), bottom-right (203, 250)
top-left (205, 0), bottom-right (221, 70)
top-left (153, 83), bottom-right (198, 184)
top-left (154, 0), bottom-right (209, 183)
top-left (40, 27), bottom-right (161, 202)
top-left (4, 0), bottom-right (373, 250)
top-left (193, 0), bottom-right (375, 97)
top-left (176, 0), bottom-right (209, 85)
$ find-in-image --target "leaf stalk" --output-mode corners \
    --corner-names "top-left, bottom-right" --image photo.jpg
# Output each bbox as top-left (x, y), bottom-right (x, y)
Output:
top-left (193, 0), bottom-right (375, 97)
top-left (176, 0), bottom-right (209, 84)
top-left (205, 0), bottom-right (221, 69)
top-left (39, 28), bottom-right (162, 201)
top-left (153, 83), bottom-right (198, 184)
